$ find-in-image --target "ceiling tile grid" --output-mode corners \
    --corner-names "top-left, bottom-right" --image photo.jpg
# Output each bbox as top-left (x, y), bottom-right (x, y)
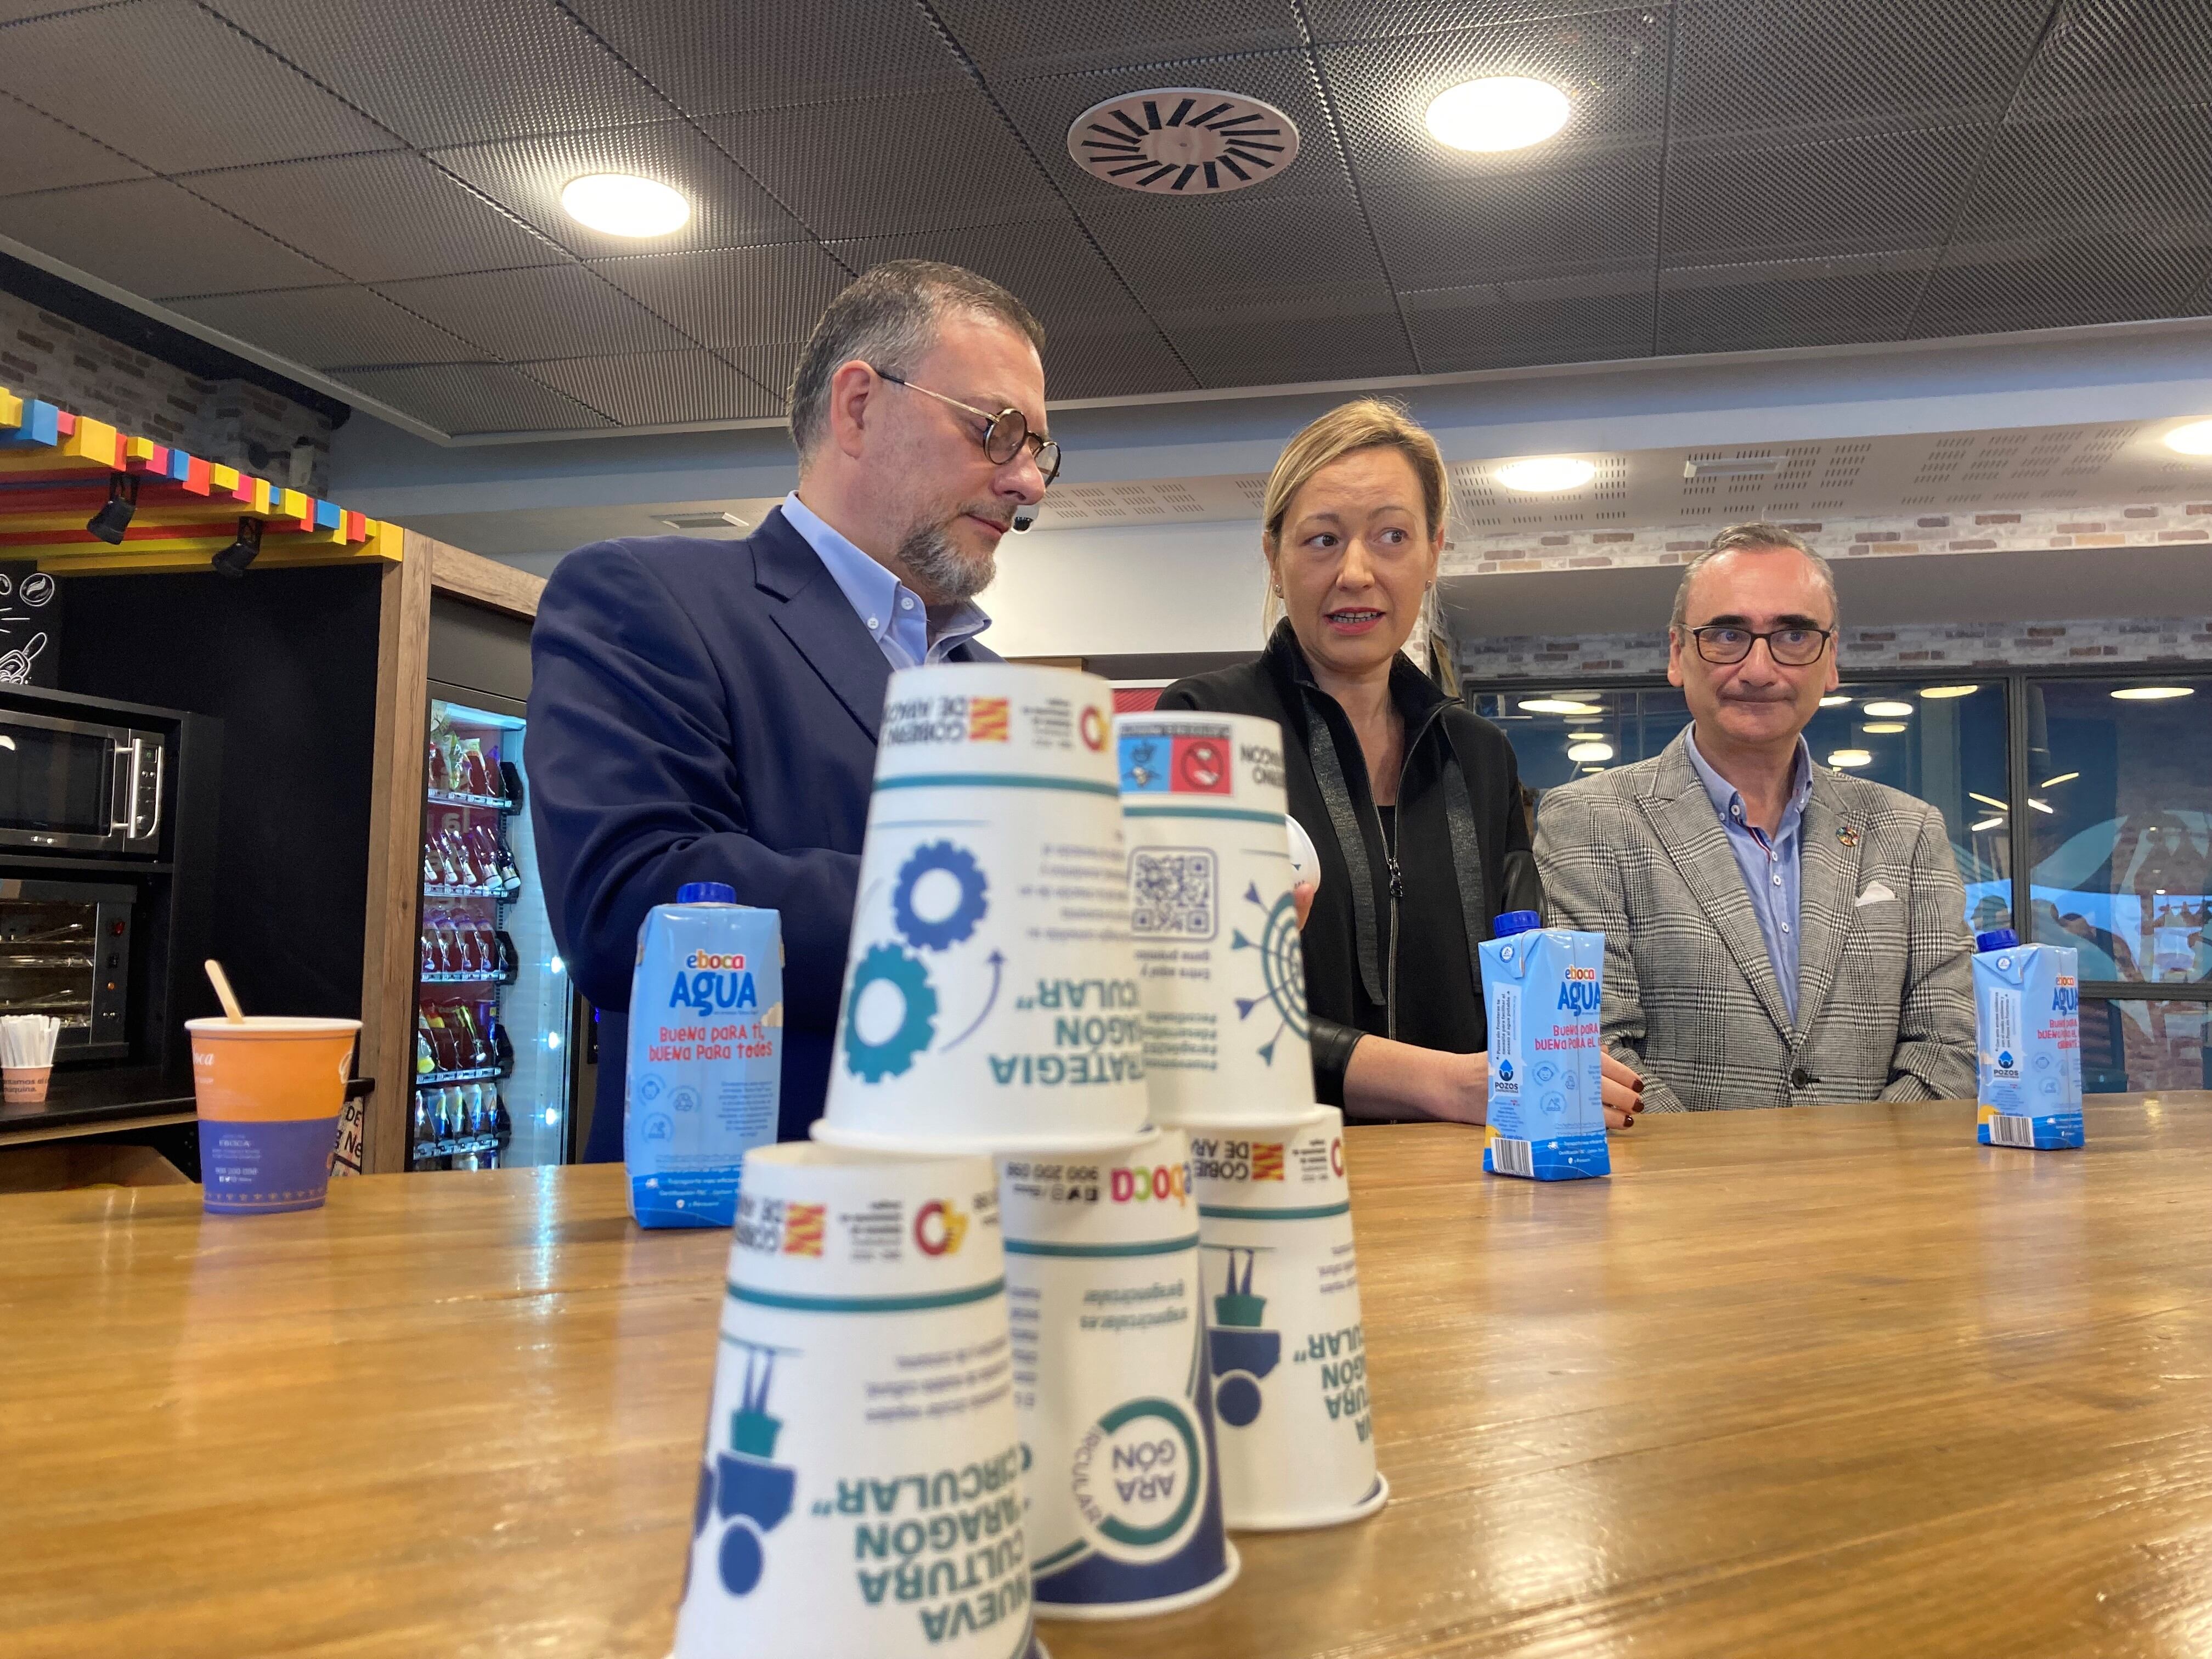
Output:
top-left (0, 0), bottom-right (2206, 437)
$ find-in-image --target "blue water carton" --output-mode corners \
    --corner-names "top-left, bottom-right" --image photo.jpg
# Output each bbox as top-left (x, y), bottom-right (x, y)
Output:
top-left (1477, 910), bottom-right (1610, 1181)
top-left (1972, 928), bottom-right (2084, 1150)
top-left (626, 882), bottom-right (785, 1227)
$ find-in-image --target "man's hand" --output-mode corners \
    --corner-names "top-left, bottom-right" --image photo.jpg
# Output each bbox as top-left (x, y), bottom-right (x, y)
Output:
top-left (1602, 1051), bottom-right (1645, 1131)
top-left (1293, 880), bottom-right (1316, 929)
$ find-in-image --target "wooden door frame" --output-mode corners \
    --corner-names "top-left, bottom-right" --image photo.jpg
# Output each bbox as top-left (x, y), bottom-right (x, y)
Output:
top-left (356, 534), bottom-right (545, 1173)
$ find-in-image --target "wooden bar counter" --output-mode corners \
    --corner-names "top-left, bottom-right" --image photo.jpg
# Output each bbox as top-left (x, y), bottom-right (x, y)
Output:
top-left (5, 1095), bottom-right (2208, 1657)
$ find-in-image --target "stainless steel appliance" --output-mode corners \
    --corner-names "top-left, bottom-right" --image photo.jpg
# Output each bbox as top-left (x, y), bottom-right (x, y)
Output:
top-left (0, 706), bottom-right (165, 857)
top-left (0, 877), bottom-right (134, 1060)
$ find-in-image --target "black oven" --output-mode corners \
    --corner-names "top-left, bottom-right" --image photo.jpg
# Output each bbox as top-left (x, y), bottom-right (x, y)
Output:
top-left (0, 685), bottom-right (217, 1105)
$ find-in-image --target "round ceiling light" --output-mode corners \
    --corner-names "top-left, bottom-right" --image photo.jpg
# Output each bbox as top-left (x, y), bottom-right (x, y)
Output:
top-left (1863, 722), bottom-right (1908, 733)
top-left (1519, 697), bottom-right (1603, 715)
top-left (1566, 741), bottom-right (1615, 763)
top-left (1495, 455), bottom-right (1596, 492)
top-left (1425, 76), bottom-right (1572, 153)
top-left (2163, 419), bottom-right (2212, 455)
top-left (2112, 685), bottom-right (2196, 700)
top-left (1068, 89), bottom-right (1300, 194)
top-left (1827, 749), bottom-right (1873, 768)
top-left (1861, 701), bottom-right (1914, 718)
top-left (1919, 685), bottom-right (1980, 699)
top-left (1819, 695), bottom-right (1852, 708)
top-left (560, 173), bottom-right (690, 237)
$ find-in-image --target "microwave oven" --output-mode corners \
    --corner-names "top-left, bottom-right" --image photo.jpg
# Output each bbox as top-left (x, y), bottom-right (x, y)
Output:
top-left (0, 707), bottom-right (165, 857)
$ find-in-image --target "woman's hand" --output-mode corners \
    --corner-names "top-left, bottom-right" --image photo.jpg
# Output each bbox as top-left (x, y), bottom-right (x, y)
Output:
top-left (1602, 1052), bottom-right (1645, 1132)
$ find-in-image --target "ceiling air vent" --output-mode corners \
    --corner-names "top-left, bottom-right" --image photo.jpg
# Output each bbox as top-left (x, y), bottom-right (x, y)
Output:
top-left (1068, 89), bottom-right (1299, 195)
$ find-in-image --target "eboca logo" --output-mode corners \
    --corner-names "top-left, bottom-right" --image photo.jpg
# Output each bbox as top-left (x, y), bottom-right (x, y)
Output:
top-left (1557, 964), bottom-right (1600, 1014)
top-left (914, 1198), bottom-right (969, 1256)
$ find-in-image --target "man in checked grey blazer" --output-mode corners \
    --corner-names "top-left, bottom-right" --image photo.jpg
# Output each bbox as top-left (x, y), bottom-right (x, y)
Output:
top-left (1533, 524), bottom-right (1974, 1113)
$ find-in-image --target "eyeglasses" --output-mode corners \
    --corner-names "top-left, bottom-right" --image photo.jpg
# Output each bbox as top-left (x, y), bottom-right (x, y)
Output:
top-left (871, 368), bottom-right (1061, 486)
top-left (1685, 624), bottom-right (1835, 667)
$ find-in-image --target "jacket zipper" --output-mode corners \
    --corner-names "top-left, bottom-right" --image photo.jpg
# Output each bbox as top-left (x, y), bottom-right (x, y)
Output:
top-left (1377, 701), bottom-right (1451, 1042)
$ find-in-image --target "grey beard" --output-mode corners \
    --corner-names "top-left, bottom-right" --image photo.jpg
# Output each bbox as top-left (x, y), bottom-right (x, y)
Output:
top-left (896, 517), bottom-right (995, 606)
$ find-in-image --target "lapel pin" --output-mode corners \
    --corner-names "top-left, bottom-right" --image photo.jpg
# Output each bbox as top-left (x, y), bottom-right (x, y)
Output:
top-left (1837, 825), bottom-right (1860, 848)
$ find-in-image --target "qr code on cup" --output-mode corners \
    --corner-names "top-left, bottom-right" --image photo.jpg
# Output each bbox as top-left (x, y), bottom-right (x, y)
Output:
top-left (1130, 847), bottom-right (1217, 940)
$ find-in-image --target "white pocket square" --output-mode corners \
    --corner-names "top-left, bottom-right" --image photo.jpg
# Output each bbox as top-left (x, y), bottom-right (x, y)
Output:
top-left (1855, 881), bottom-right (1898, 907)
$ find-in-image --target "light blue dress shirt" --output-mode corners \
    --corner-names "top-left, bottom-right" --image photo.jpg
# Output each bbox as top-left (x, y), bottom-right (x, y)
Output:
top-left (780, 492), bottom-right (990, 669)
top-left (1684, 726), bottom-right (1815, 1023)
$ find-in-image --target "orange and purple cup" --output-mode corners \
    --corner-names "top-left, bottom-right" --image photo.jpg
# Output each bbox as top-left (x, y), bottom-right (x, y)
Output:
top-left (187, 1016), bottom-right (360, 1215)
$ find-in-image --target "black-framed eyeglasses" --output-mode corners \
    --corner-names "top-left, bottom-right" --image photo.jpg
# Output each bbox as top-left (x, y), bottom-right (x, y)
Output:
top-left (871, 368), bottom-right (1062, 486)
top-left (1685, 624), bottom-right (1836, 667)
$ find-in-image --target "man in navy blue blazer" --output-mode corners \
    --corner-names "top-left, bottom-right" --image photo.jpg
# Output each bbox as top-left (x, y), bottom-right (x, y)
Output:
top-left (528, 261), bottom-right (1057, 1160)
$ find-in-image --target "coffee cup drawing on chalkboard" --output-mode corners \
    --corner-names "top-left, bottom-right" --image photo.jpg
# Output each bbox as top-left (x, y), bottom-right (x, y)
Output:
top-left (0, 633), bottom-right (47, 685)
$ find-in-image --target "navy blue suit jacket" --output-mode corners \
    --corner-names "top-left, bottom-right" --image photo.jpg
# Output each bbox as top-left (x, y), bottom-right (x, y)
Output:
top-left (527, 507), bottom-right (999, 1162)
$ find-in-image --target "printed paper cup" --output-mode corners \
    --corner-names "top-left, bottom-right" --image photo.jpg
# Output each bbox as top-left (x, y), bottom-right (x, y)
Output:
top-left (1116, 712), bottom-right (1314, 1128)
top-left (1001, 1127), bottom-right (1237, 1621)
top-left (187, 1017), bottom-right (359, 1215)
top-left (673, 1142), bottom-right (1040, 1659)
top-left (1188, 1107), bottom-right (1387, 1531)
top-left (816, 664), bottom-right (1150, 1154)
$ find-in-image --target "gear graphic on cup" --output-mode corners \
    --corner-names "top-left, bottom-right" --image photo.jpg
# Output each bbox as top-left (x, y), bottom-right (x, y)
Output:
top-left (841, 943), bottom-right (939, 1082)
top-left (891, 840), bottom-right (989, 951)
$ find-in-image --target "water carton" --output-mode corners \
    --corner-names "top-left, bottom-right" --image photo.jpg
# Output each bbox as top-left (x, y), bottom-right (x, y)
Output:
top-left (1973, 928), bottom-right (2084, 1150)
top-left (1476, 910), bottom-right (1610, 1181)
top-left (627, 882), bottom-right (785, 1227)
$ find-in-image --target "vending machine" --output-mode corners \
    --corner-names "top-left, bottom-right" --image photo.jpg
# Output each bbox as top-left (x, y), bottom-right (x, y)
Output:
top-left (411, 691), bottom-right (574, 1170)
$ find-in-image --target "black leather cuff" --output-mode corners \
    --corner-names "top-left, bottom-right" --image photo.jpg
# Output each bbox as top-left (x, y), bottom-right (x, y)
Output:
top-left (1307, 1017), bottom-right (1364, 1108)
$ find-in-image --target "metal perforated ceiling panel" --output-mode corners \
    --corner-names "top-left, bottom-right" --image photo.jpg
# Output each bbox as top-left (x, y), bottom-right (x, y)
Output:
top-left (0, 0), bottom-right (2203, 438)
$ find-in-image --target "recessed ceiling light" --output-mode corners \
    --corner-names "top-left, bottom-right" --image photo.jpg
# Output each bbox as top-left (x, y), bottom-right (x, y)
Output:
top-left (1566, 741), bottom-right (1614, 763)
top-left (1581, 765), bottom-right (1607, 774)
top-left (1567, 728), bottom-right (1606, 740)
top-left (1425, 76), bottom-right (1572, 153)
top-left (1819, 695), bottom-right (1852, 708)
top-left (1920, 685), bottom-right (1979, 699)
top-left (2027, 798), bottom-right (2054, 814)
top-left (1968, 792), bottom-right (2009, 811)
top-left (2163, 418), bottom-right (2212, 456)
top-left (1496, 455), bottom-right (1596, 492)
top-left (1861, 700), bottom-right (1914, 717)
top-left (1827, 749), bottom-right (1872, 768)
top-left (1863, 721), bottom-right (1908, 733)
top-left (1519, 697), bottom-right (1603, 714)
top-left (560, 173), bottom-right (690, 237)
top-left (2112, 685), bottom-right (2195, 700)
top-left (1970, 816), bottom-right (2005, 832)
top-left (2041, 772), bottom-right (2079, 787)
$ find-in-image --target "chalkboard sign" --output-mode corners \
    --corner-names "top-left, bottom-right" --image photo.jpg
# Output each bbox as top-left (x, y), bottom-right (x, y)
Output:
top-left (0, 561), bottom-right (60, 688)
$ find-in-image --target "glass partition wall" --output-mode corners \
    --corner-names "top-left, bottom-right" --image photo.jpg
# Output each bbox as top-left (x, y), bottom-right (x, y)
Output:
top-left (1472, 670), bottom-right (2210, 1093)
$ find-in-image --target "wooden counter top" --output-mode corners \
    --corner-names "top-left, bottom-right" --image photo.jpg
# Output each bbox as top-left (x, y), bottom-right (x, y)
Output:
top-left (4, 1096), bottom-right (2208, 1657)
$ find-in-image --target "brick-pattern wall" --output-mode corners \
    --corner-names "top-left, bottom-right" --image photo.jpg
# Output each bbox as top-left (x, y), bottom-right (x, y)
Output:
top-left (0, 287), bottom-right (332, 492)
top-left (1443, 501), bottom-right (2212, 577)
top-left (1463, 616), bottom-right (2212, 683)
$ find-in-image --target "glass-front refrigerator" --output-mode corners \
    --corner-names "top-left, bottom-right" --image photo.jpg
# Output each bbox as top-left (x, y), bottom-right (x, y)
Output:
top-left (411, 691), bottom-right (574, 1170)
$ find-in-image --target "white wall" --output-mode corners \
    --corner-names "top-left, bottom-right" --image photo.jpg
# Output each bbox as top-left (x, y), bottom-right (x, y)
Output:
top-left (980, 520), bottom-right (1269, 659)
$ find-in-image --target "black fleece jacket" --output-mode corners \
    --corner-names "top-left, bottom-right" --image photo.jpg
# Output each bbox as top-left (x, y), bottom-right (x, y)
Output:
top-left (1157, 622), bottom-right (1541, 1114)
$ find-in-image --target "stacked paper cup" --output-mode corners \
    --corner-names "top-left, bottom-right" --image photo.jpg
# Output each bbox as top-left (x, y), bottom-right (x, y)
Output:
top-left (1114, 709), bottom-right (1387, 1531)
top-left (1001, 1126), bottom-right (1237, 1618)
top-left (814, 663), bottom-right (1150, 1155)
top-left (672, 1142), bottom-right (1048, 1659)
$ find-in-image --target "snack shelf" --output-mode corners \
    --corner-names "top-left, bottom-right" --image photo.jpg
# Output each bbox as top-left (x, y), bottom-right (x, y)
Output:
top-left (424, 883), bottom-right (513, 900)
top-left (427, 788), bottom-right (512, 811)
top-left (412, 1133), bottom-right (505, 1159)
top-left (421, 970), bottom-right (504, 984)
top-left (415, 1065), bottom-right (501, 1089)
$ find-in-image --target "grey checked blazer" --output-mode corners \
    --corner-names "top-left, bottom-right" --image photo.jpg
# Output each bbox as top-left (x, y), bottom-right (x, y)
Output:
top-left (1532, 732), bottom-right (1974, 1111)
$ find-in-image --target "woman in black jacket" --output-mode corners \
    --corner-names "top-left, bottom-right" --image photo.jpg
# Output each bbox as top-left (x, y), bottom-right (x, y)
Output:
top-left (1158, 399), bottom-right (1644, 1128)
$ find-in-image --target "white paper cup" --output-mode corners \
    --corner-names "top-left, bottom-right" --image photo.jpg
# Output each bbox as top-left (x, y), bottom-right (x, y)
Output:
top-left (816, 664), bottom-right (1150, 1155)
top-left (1187, 1106), bottom-right (1387, 1531)
top-left (1000, 1127), bottom-right (1238, 1621)
top-left (1115, 712), bottom-right (1314, 1128)
top-left (673, 1142), bottom-right (1041, 1659)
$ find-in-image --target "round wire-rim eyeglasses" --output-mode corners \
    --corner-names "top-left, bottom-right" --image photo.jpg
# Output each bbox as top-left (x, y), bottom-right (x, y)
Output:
top-left (871, 368), bottom-right (1061, 486)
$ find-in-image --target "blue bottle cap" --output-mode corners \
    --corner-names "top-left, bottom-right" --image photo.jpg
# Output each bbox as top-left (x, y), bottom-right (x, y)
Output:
top-left (1975, 927), bottom-right (2019, 952)
top-left (677, 881), bottom-right (738, 905)
top-left (1493, 909), bottom-right (1543, 938)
